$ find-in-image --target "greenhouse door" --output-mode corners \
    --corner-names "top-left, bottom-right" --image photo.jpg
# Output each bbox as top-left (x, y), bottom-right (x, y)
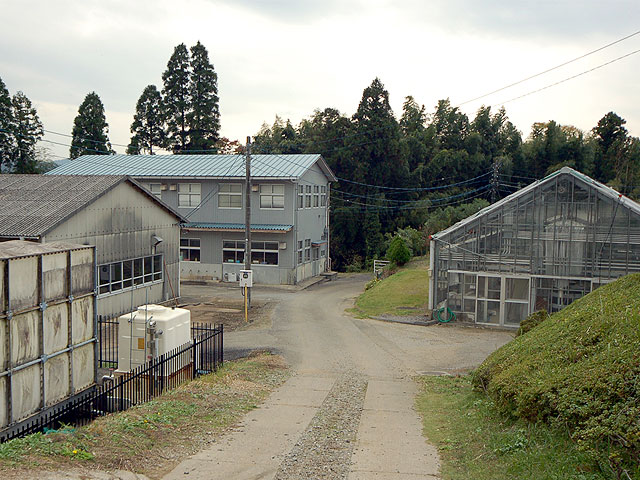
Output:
top-left (476, 275), bottom-right (530, 327)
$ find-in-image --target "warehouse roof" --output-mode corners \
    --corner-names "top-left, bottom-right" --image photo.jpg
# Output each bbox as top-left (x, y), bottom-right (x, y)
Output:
top-left (46, 153), bottom-right (337, 181)
top-left (0, 175), bottom-right (184, 239)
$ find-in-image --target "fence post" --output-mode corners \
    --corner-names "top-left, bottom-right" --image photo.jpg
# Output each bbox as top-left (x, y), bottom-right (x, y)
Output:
top-left (118, 377), bottom-right (123, 412)
top-left (192, 339), bottom-right (197, 379)
top-left (160, 353), bottom-right (165, 394)
top-left (220, 324), bottom-right (224, 366)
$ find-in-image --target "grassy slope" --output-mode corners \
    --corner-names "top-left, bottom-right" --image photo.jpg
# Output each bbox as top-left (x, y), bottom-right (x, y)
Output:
top-left (351, 257), bottom-right (428, 317)
top-left (0, 353), bottom-right (289, 479)
top-left (417, 375), bottom-right (604, 480)
top-left (473, 274), bottom-right (640, 477)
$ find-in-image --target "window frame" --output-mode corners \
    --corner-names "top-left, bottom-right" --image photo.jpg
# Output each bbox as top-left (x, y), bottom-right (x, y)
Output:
top-left (180, 238), bottom-right (201, 262)
top-left (259, 184), bottom-right (285, 210)
top-left (178, 183), bottom-right (201, 208)
top-left (313, 185), bottom-right (319, 207)
top-left (98, 254), bottom-right (163, 297)
top-left (219, 183), bottom-right (243, 209)
top-left (223, 239), bottom-right (245, 264)
top-left (250, 241), bottom-right (279, 265)
top-left (148, 183), bottom-right (162, 199)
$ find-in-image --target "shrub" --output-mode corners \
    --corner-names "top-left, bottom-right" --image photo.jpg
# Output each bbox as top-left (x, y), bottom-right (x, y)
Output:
top-left (386, 236), bottom-right (411, 265)
top-left (516, 310), bottom-right (549, 336)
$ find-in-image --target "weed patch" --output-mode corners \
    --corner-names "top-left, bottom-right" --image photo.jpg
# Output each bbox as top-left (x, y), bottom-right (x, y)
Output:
top-left (416, 375), bottom-right (609, 480)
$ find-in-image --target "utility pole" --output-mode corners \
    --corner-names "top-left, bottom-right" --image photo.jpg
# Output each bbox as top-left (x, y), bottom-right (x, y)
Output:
top-left (244, 136), bottom-right (252, 309)
top-left (490, 160), bottom-right (501, 203)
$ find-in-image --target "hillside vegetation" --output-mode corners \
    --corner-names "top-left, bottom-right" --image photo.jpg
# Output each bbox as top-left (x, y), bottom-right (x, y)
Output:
top-left (350, 257), bottom-right (428, 318)
top-left (473, 274), bottom-right (640, 477)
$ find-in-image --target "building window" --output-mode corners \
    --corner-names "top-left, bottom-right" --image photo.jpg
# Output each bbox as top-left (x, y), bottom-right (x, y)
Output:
top-left (223, 240), bottom-right (245, 263)
top-left (148, 183), bottom-right (162, 199)
top-left (219, 183), bottom-right (242, 208)
top-left (251, 241), bottom-right (279, 265)
top-left (321, 186), bottom-right (327, 206)
top-left (304, 239), bottom-right (311, 262)
top-left (180, 238), bottom-right (201, 262)
top-left (298, 185), bottom-right (304, 209)
top-left (297, 240), bottom-right (303, 263)
top-left (305, 185), bottom-right (312, 208)
top-left (313, 186), bottom-right (319, 207)
top-left (312, 247), bottom-right (319, 260)
top-left (99, 255), bottom-right (163, 296)
top-left (260, 184), bottom-right (284, 209)
top-left (178, 183), bottom-right (201, 207)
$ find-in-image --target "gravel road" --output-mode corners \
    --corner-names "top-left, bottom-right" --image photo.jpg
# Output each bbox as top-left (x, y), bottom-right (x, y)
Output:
top-left (162, 274), bottom-right (512, 479)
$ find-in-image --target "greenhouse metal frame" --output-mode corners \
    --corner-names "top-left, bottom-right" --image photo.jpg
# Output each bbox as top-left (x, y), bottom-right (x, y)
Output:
top-left (428, 167), bottom-right (640, 328)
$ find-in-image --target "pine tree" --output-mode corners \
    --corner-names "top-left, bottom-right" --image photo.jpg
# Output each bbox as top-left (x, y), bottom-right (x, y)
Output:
top-left (128, 85), bottom-right (164, 154)
top-left (187, 41), bottom-right (220, 152)
top-left (70, 92), bottom-right (112, 158)
top-left (162, 43), bottom-right (191, 153)
top-left (11, 91), bottom-right (43, 173)
top-left (0, 76), bottom-right (15, 172)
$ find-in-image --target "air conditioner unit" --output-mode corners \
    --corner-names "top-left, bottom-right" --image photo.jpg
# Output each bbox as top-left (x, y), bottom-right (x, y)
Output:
top-left (251, 184), bottom-right (259, 192)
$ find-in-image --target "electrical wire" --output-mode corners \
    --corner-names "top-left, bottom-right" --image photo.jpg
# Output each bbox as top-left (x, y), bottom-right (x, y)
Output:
top-left (456, 29), bottom-right (640, 107)
top-left (493, 48), bottom-right (640, 107)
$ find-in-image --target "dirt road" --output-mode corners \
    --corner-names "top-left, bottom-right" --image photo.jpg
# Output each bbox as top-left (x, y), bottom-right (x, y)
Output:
top-left (163, 274), bottom-right (512, 479)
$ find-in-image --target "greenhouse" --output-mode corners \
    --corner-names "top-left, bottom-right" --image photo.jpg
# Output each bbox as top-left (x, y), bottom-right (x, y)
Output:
top-left (428, 166), bottom-right (640, 328)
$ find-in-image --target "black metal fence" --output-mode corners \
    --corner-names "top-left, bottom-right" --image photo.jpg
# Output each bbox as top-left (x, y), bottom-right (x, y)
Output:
top-left (1, 324), bottom-right (223, 443)
top-left (98, 315), bottom-right (119, 369)
top-left (97, 317), bottom-right (222, 370)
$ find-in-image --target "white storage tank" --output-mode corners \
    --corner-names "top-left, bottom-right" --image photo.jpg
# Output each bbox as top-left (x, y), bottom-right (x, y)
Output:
top-left (116, 304), bottom-right (190, 372)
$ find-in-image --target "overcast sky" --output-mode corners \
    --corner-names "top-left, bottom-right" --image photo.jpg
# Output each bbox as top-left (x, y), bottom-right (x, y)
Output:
top-left (1, 0), bottom-right (639, 159)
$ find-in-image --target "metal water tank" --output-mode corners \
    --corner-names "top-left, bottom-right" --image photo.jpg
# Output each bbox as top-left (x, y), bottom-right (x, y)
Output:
top-left (0, 241), bottom-right (97, 439)
top-left (116, 304), bottom-right (190, 372)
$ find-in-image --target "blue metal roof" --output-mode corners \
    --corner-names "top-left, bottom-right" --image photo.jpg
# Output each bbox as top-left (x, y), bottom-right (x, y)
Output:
top-left (183, 222), bottom-right (293, 232)
top-left (46, 154), bottom-right (336, 181)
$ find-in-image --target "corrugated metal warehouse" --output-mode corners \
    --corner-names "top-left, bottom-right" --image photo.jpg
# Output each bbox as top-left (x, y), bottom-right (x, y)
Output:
top-left (48, 154), bottom-right (336, 285)
top-left (429, 167), bottom-right (640, 327)
top-left (0, 175), bottom-right (184, 321)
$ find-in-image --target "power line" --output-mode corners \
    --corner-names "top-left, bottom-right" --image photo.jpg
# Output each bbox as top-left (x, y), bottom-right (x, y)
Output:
top-left (456, 29), bottom-right (640, 107)
top-left (493, 48), bottom-right (640, 107)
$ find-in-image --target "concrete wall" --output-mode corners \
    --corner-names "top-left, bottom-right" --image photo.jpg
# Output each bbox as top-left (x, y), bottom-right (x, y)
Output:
top-left (45, 182), bottom-right (181, 319)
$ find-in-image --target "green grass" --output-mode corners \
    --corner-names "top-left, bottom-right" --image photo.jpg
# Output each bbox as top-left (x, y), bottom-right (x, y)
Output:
top-left (473, 274), bottom-right (640, 478)
top-left (350, 258), bottom-right (428, 317)
top-left (416, 375), bottom-right (607, 480)
top-left (0, 353), bottom-right (289, 478)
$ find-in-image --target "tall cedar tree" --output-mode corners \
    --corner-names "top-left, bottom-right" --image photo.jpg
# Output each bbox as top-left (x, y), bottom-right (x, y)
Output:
top-left (162, 44), bottom-right (191, 153)
top-left (351, 78), bottom-right (406, 189)
top-left (0, 76), bottom-right (14, 171)
top-left (70, 92), bottom-right (112, 158)
top-left (128, 85), bottom-right (164, 154)
top-left (188, 41), bottom-right (220, 152)
top-left (11, 92), bottom-right (43, 173)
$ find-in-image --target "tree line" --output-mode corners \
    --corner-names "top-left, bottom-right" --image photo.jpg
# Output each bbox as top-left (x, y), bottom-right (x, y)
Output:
top-left (250, 77), bottom-right (640, 270)
top-left (0, 41), bottom-right (224, 170)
